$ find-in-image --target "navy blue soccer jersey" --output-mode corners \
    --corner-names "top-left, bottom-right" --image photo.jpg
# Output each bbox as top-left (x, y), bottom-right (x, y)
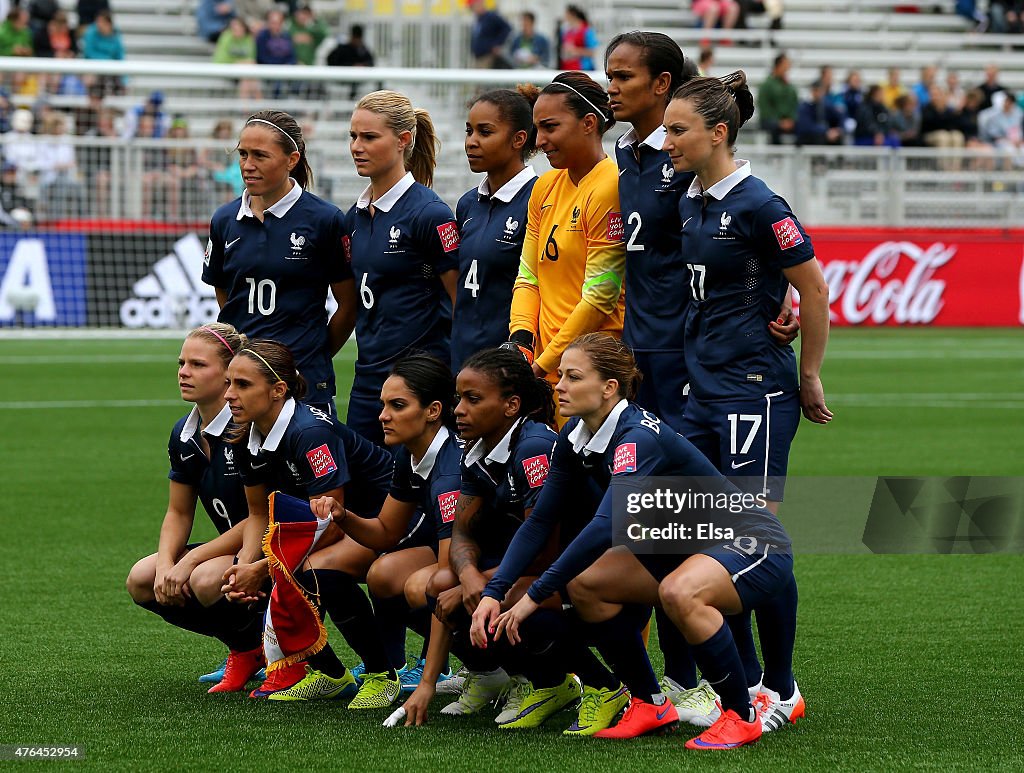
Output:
top-left (451, 167), bottom-right (537, 371)
top-left (482, 401), bottom-right (791, 604)
top-left (460, 418), bottom-right (557, 559)
top-left (239, 398), bottom-right (392, 516)
top-left (167, 404), bottom-right (247, 534)
top-left (388, 426), bottom-right (464, 542)
top-left (679, 162), bottom-right (815, 402)
top-left (615, 127), bottom-right (694, 352)
top-left (347, 173), bottom-right (460, 377)
top-left (202, 183), bottom-right (352, 402)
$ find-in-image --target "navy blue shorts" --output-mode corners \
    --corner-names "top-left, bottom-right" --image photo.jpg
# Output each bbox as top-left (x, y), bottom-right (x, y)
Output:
top-left (681, 390), bottom-right (800, 501)
top-left (703, 542), bottom-right (793, 612)
top-left (634, 350), bottom-right (689, 435)
top-left (347, 375), bottom-right (385, 448)
top-left (386, 507), bottom-right (438, 554)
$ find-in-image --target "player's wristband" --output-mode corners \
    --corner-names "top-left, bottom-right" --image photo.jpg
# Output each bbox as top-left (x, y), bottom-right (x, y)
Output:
top-left (499, 330), bottom-right (535, 365)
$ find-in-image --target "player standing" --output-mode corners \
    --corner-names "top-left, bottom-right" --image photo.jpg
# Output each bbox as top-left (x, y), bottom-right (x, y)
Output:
top-left (203, 110), bottom-right (356, 413)
top-left (347, 91), bottom-right (459, 446)
top-left (451, 88), bottom-right (540, 371)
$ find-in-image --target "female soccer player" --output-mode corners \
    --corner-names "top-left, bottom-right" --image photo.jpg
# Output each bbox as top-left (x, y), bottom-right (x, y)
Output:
top-left (202, 109), bottom-right (356, 413)
top-left (506, 71), bottom-right (626, 424)
top-left (472, 333), bottom-right (796, 748)
top-left (347, 91), bottom-right (460, 445)
top-left (310, 354), bottom-right (463, 704)
top-left (663, 72), bottom-right (831, 732)
top-left (126, 323), bottom-right (266, 694)
top-left (451, 87), bottom-right (540, 372)
top-left (220, 339), bottom-right (401, 706)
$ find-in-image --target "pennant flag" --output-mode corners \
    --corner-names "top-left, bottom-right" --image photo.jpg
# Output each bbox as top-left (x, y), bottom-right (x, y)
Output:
top-left (261, 491), bottom-right (333, 672)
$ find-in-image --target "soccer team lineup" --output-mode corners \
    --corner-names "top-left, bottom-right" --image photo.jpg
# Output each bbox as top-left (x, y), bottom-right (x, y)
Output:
top-left (120, 33), bottom-right (826, 750)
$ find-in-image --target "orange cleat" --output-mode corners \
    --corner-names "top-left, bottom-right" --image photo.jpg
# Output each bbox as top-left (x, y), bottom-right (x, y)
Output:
top-left (594, 697), bottom-right (679, 739)
top-left (248, 661), bottom-right (306, 698)
top-left (207, 647), bottom-right (265, 694)
top-left (684, 708), bottom-right (762, 750)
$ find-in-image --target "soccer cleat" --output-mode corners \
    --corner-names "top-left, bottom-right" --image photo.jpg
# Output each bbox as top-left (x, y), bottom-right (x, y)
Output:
top-left (685, 708), bottom-right (762, 750)
top-left (350, 662), bottom-right (366, 683)
top-left (207, 647), bottom-right (265, 694)
top-left (248, 661), bottom-right (307, 698)
top-left (435, 666), bottom-right (468, 695)
top-left (267, 665), bottom-right (358, 702)
top-left (440, 668), bottom-right (510, 716)
top-left (493, 675), bottom-right (532, 724)
top-left (662, 677), bottom-right (722, 728)
top-left (564, 683), bottom-right (630, 737)
top-left (348, 671), bottom-right (401, 710)
top-left (199, 656), bottom-right (228, 684)
top-left (754, 681), bottom-right (805, 732)
top-left (594, 697), bottom-right (679, 739)
top-left (496, 674), bottom-right (582, 729)
top-left (398, 657), bottom-right (453, 693)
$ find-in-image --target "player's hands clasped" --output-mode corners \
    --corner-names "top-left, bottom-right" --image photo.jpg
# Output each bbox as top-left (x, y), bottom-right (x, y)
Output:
top-left (221, 560), bottom-right (268, 603)
top-left (470, 596), bottom-right (502, 648)
top-left (491, 594), bottom-right (539, 646)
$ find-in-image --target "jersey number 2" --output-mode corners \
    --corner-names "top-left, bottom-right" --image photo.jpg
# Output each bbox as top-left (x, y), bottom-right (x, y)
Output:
top-left (626, 212), bottom-right (644, 252)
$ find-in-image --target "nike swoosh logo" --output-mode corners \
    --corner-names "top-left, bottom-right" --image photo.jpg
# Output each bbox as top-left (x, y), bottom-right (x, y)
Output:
top-left (656, 704), bottom-right (672, 720)
top-left (509, 694), bottom-right (555, 720)
top-left (682, 217), bottom-right (693, 229)
top-left (225, 237), bottom-right (241, 250)
top-left (463, 217), bottom-right (474, 226)
top-left (540, 204), bottom-right (553, 210)
top-left (181, 453), bottom-right (195, 461)
top-left (619, 168), bottom-right (627, 176)
top-left (731, 459), bottom-right (758, 469)
top-left (251, 462), bottom-right (268, 470)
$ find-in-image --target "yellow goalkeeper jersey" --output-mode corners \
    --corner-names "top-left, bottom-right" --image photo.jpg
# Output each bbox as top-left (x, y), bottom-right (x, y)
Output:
top-left (509, 157), bottom-right (626, 376)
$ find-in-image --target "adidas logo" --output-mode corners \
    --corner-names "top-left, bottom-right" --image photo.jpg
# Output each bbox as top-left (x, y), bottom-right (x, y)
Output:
top-left (120, 233), bottom-right (219, 329)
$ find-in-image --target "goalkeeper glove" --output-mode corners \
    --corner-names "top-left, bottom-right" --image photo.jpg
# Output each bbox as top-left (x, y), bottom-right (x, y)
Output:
top-left (499, 330), bottom-right (535, 365)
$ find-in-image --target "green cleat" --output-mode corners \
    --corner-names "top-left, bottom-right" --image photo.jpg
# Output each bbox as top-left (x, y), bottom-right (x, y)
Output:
top-left (564, 683), bottom-right (630, 736)
top-left (440, 668), bottom-right (509, 716)
top-left (497, 674), bottom-right (582, 729)
top-left (348, 671), bottom-right (401, 710)
top-left (267, 665), bottom-right (358, 702)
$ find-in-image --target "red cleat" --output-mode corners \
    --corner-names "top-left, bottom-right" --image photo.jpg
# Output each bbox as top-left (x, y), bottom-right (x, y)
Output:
top-left (248, 661), bottom-right (306, 698)
top-left (684, 708), bottom-right (762, 750)
top-left (594, 697), bottom-right (679, 739)
top-left (207, 647), bottom-right (265, 694)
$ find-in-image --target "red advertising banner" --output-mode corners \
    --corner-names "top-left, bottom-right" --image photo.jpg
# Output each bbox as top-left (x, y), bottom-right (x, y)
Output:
top-left (798, 228), bottom-right (1024, 326)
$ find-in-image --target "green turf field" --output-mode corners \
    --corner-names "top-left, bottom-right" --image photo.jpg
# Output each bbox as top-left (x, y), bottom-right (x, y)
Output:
top-left (1, 328), bottom-right (1021, 771)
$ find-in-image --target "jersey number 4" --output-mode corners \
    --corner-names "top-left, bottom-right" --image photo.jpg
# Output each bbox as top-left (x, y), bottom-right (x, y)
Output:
top-left (464, 259), bottom-right (480, 298)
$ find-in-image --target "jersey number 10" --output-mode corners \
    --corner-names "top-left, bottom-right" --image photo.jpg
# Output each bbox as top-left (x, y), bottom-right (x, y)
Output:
top-left (245, 277), bottom-right (277, 315)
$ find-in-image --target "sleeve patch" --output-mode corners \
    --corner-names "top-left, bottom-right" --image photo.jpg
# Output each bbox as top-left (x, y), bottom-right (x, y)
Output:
top-left (437, 490), bottom-right (459, 523)
top-left (437, 221), bottom-right (460, 253)
top-left (306, 444), bottom-right (338, 478)
top-left (341, 234), bottom-right (352, 263)
top-left (772, 217), bottom-right (804, 250)
top-left (204, 238), bottom-right (212, 266)
top-left (607, 212), bottom-right (624, 241)
top-left (521, 454), bottom-right (550, 488)
top-left (612, 442), bottom-right (637, 475)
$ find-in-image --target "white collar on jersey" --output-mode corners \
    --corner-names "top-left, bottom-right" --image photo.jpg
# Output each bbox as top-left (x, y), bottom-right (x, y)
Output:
top-left (236, 178), bottom-right (302, 220)
top-left (464, 417), bottom-right (524, 467)
top-left (568, 399), bottom-right (629, 454)
top-left (411, 424), bottom-right (450, 480)
top-left (356, 171), bottom-right (415, 213)
top-left (686, 159), bottom-right (751, 200)
top-left (476, 165), bottom-right (537, 203)
top-left (179, 403), bottom-right (233, 443)
top-left (248, 397), bottom-right (296, 455)
top-left (617, 125), bottom-right (667, 151)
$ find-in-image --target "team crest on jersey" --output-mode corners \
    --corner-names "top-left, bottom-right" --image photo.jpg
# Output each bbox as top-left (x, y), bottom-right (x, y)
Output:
top-left (306, 444), bottom-right (337, 478)
top-left (204, 238), bottom-right (212, 266)
top-left (612, 443), bottom-right (637, 474)
top-left (437, 221), bottom-right (460, 253)
top-left (286, 460), bottom-right (302, 480)
top-left (720, 212), bottom-right (732, 232)
top-left (608, 212), bottom-right (624, 241)
top-left (571, 206), bottom-right (581, 226)
top-left (521, 454), bottom-right (550, 488)
top-left (504, 216), bottom-right (520, 236)
top-left (224, 447), bottom-right (234, 466)
top-left (289, 232), bottom-right (306, 254)
top-left (438, 490), bottom-right (459, 523)
top-left (389, 226), bottom-right (402, 248)
top-left (661, 163), bottom-right (675, 183)
top-left (772, 217), bottom-right (804, 250)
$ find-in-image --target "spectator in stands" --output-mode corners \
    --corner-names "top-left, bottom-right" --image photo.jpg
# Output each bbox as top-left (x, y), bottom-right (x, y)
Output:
top-left (205, 119), bottom-right (244, 204)
top-left (880, 67), bottom-right (906, 111)
top-left (977, 64), bottom-right (1007, 110)
top-left (33, 9), bottom-right (79, 95)
top-left (121, 91), bottom-right (171, 140)
top-left (693, 0), bottom-right (740, 37)
top-left (0, 8), bottom-right (33, 93)
top-left (75, 0), bottom-right (110, 35)
top-left (854, 84), bottom-right (897, 147)
top-left (81, 107), bottom-right (119, 217)
top-left (698, 46), bottom-right (714, 75)
top-left (890, 93), bottom-right (922, 147)
top-left (954, 0), bottom-right (988, 31)
top-left (162, 117), bottom-right (206, 221)
top-left (290, 4), bottom-right (327, 65)
top-left (959, 87), bottom-right (986, 144)
top-left (921, 86), bottom-right (965, 169)
top-left (234, 0), bottom-right (274, 32)
top-left (82, 9), bottom-right (123, 61)
top-left (196, 0), bottom-right (235, 44)
top-left (37, 112), bottom-right (83, 219)
top-left (214, 17), bottom-right (261, 100)
top-left (256, 8), bottom-right (296, 98)
top-left (558, 5), bottom-right (597, 70)
top-left (817, 65), bottom-right (845, 115)
top-left (134, 112), bottom-right (168, 218)
top-left (912, 65), bottom-right (937, 108)
top-left (0, 160), bottom-right (34, 228)
top-left (946, 70), bottom-right (965, 111)
top-left (509, 11), bottom-right (550, 68)
top-left (979, 91), bottom-right (1024, 165)
top-left (842, 69), bottom-right (863, 125)
top-left (326, 24), bottom-right (377, 99)
top-left (758, 52), bottom-right (798, 144)
top-left (0, 89), bottom-right (11, 135)
top-left (73, 82), bottom-right (104, 136)
top-left (468, 0), bottom-right (512, 68)
top-left (988, 0), bottom-right (1024, 34)
top-left (795, 79), bottom-right (843, 146)
top-left (3, 109), bottom-right (37, 180)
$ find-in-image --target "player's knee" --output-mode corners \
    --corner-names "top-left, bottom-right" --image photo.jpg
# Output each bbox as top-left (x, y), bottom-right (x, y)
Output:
top-left (403, 571), bottom-right (428, 608)
top-left (659, 575), bottom-right (700, 620)
top-left (426, 567), bottom-right (457, 598)
top-left (125, 559), bottom-right (153, 603)
top-left (567, 568), bottom-right (601, 609)
top-left (366, 556), bottom-right (400, 598)
top-left (189, 561), bottom-right (224, 607)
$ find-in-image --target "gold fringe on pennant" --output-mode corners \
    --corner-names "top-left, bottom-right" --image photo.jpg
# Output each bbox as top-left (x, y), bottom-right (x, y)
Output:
top-left (262, 491), bottom-right (329, 672)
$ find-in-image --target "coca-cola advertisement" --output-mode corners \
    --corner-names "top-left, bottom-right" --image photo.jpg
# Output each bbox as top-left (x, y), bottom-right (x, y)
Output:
top-left (795, 228), bottom-right (1024, 326)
